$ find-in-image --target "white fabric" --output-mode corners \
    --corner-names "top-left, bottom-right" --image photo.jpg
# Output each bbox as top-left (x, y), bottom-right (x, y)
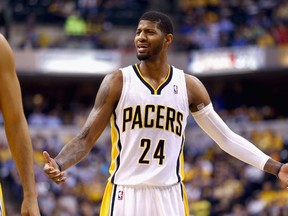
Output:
top-left (111, 183), bottom-right (185, 216)
top-left (110, 64), bottom-right (190, 186)
top-left (192, 103), bottom-right (270, 170)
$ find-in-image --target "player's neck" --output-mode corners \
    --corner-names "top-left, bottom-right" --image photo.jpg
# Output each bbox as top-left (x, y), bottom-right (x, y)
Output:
top-left (138, 61), bottom-right (170, 88)
top-left (140, 53), bottom-right (168, 74)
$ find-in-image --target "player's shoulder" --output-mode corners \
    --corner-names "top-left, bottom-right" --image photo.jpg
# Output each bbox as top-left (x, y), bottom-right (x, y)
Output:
top-left (184, 73), bottom-right (203, 85)
top-left (102, 69), bottom-right (123, 90)
top-left (106, 68), bottom-right (122, 79)
top-left (99, 69), bottom-right (123, 101)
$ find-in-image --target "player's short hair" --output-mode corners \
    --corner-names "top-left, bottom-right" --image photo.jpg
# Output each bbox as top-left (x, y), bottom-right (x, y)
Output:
top-left (139, 11), bottom-right (174, 35)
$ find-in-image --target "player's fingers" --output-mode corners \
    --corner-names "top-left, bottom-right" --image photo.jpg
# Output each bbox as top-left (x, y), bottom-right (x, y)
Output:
top-left (55, 176), bottom-right (67, 184)
top-left (43, 163), bottom-right (52, 173)
top-left (43, 161), bottom-right (56, 170)
top-left (43, 163), bottom-right (60, 177)
top-left (45, 169), bottom-right (61, 180)
top-left (56, 177), bottom-right (67, 184)
top-left (50, 172), bottom-right (62, 179)
top-left (43, 151), bottom-right (52, 163)
top-left (51, 173), bottom-right (67, 184)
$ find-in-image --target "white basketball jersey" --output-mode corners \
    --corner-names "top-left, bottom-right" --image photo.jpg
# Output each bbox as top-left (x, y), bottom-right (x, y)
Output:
top-left (109, 64), bottom-right (190, 186)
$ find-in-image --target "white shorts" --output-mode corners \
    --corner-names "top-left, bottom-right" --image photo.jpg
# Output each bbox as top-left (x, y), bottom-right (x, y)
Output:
top-left (100, 181), bottom-right (189, 216)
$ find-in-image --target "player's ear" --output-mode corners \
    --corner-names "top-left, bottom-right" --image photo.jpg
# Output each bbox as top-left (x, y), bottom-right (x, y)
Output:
top-left (165, 34), bottom-right (173, 45)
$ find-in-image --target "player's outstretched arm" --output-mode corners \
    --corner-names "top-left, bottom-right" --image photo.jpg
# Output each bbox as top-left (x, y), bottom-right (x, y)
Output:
top-left (185, 74), bottom-right (288, 188)
top-left (0, 34), bottom-right (40, 215)
top-left (43, 70), bottom-right (122, 181)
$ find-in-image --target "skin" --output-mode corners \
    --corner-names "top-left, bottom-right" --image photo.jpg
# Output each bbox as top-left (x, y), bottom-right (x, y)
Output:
top-left (0, 34), bottom-right (40, 215)
top-left (43, 19), bottom-right (288, 188)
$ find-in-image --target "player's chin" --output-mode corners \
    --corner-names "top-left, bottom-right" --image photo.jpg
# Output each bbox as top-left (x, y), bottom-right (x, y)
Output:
top-left (137, 53), bottom-right (150, 61)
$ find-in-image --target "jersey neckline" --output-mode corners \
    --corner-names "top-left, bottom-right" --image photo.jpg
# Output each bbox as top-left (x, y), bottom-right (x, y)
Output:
top-left (132, 64), bottom-right (173, 95)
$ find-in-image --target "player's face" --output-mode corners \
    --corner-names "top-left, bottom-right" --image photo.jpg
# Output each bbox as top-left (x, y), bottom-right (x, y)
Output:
top-left (134, 20), bottom-right (166, 61)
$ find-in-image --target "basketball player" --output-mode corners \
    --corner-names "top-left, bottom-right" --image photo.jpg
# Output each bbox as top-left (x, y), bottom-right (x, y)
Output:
top-left (0, 34), bottom-right (40, 215)
top-left (43, 11), bottom-right (288, 216)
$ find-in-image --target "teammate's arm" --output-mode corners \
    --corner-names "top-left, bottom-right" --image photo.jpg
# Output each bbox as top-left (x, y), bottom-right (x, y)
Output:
top-left (185, 74), bottom-right (288, 187)
top-left (43, 70), bottom-right (123, 184)
top-left (0, 34), bottom-right (40, 215)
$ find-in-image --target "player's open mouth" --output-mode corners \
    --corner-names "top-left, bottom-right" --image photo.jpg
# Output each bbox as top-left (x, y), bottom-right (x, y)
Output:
top-left (137, 45), bottom-right (149, 53)
top-left (138, 48), bottom-right (148, 53)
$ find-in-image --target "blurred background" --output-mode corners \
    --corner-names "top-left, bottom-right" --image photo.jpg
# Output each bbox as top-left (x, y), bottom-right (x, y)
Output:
top-left (1, 0), bottom-right (288, 215)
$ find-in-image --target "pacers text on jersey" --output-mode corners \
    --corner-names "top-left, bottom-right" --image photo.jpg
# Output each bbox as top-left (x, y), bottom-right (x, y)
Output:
top-left (122, 104), bottom-right (183, 136)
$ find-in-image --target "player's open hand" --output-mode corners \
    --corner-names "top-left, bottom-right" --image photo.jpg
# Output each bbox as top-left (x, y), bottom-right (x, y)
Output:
top-left (277, 163), bottom-right (288, 189)
top-left (43, 151), bottom-right (67, 184)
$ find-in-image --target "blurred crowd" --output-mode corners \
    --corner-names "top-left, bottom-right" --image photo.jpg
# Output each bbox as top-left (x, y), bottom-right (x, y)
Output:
top-left (1, 0), bottom-right (288, 51)
top-left (176, 0), bottom-right (288, 51)
top-left (3, 0), bottom-right (150, 50)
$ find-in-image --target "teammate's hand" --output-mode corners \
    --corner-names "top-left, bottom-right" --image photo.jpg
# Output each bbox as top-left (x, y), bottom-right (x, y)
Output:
top-left (43, 151), bottom-right (66, 184)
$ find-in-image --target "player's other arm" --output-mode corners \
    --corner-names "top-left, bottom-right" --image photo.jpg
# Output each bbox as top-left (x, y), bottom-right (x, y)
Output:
top-left (0, 34), bottom-right (40, 214)
top-left (185, 74), bottom-right (288, 187)
top-left (0, 34), bottom-right (37, 195)
top-left (43, 70), bottom-right (123, 183)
